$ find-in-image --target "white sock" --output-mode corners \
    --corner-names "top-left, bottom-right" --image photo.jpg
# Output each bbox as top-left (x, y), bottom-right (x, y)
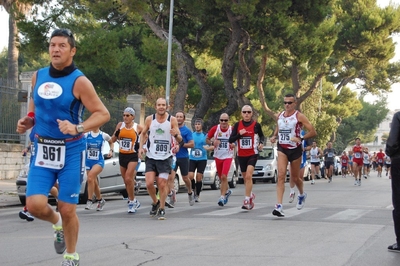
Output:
top-left (290, 187), bottom-right (295, 193)
top-left (54, 212), bottom-right (62, 227)
top-left (245, 196), bottom-right (250, 200)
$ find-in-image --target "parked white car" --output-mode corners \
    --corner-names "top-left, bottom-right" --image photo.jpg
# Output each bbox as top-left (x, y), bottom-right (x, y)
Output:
top-left (16, 142), bottom-right (127, 205)
top-left (202, 151), bottom-right (238, 190)
top-left (239, 147), bottom-right (279, 183)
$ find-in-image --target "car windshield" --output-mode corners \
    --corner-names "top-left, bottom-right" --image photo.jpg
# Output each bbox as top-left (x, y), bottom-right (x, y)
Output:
top-left (259, 148), bottom-right (274, 159)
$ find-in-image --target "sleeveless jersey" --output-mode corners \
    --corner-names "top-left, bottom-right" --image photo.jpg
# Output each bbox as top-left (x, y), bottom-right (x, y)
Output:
top-left (277, 111), bottom-right (302, 149)
top-left (363, 152), bottom-right (370, 164)
top-left (210, 125), bottom-right (234, 160)
top-left (310, 147), bottom-right (320, 163)
top-left (352, 145), bottom-right (363, 161)
top-left (377, 152), bottom-right (385, 164)
top-left (237, 120), bottom-right (259, 157)
top-left (33, 67), bottom-right (84, 139)
top-left (341, 155), bottom-right (349, 166)
top-left (85, 131), bottom-right (110, 162)
top-left (189, 131), bottom-right (208, 161)
top-left (146, 114), bottom-right (172, 160)
top-left (118, 122), bottom-right (138, 154)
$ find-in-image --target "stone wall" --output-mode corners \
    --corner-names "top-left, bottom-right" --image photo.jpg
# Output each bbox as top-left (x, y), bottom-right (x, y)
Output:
top-left (0, 143), bottom-right (27, 180)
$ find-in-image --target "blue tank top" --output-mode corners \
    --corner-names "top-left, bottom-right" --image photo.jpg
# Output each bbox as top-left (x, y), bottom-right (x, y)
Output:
top-left (189, 131), bottom-right (207, 161)
top-left (33, 67), bottom-right (85, 139)
top-left (85, 131), bottom-right (105, 162)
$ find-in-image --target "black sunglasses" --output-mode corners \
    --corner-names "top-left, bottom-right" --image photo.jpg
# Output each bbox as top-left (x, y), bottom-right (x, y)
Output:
top-left (242, 111), bottom-right (252, 114)
top-left (283, 101), bottom-right (293, 105)
top-left (123, 114), bottom-right (132, 117)
top-left (220, 119), bottom-right (228, 122)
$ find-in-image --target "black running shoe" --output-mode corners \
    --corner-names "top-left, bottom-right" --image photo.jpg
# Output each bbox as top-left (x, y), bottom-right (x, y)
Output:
top-left (150, 200), bottom-right (160, 216)
top-left (388, 243), bottom-right (400, 253)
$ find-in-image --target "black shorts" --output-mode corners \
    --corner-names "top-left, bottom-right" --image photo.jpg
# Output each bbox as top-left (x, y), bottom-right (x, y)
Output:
top-left (325, 161), bottom-right (334, 169)
top-left (277, 143), bottom-right (302, 162)
top-left (189, 159), bottom-right (207, 174)
top-left (238, 154), bottom-right (259, 173)
top-left (174, 157), bottom-right (189, 176)
top-left (311, 162), bottom-right (320, 166)
top-left (119, 153), bottom-right (138, 168)
top-left (145, 157), bottom-right (171, 175)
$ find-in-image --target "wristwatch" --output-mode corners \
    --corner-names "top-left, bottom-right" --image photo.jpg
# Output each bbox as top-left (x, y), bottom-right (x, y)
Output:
top-left (76, 124), bottom-right (84, 133)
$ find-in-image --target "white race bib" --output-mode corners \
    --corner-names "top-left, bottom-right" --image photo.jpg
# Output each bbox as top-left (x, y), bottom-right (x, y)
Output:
top-left (120, 138), bottom-right (133, 151)
top-left (192, 149), bottom-right (203, 158)
top-left (240, 137), bottom-right (252, 149)
top-left (87, 148), bottom-right (100, 160)
top-left (153, 139), bottom-right (169, 155)
top-left (34, 137), bottom-right (66, 170)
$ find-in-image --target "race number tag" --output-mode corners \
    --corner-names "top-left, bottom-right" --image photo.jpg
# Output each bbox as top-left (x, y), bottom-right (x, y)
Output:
top-left (240, 137), bottom-right (252, 149)
top-left (120, 138), bottom-right (132, 151)
top-left (218, 140), bottom-right (229, 150)
top-left (34, 137), bottom-right (66, 169)
top-left (328, 152), bottom-right (334, 158)
top-left (278, 129), bottom-right (291, 144)
top-left (192, 149), bottom-right (203, 158)
top-left (354, 152), bottom-right (361, 159)
top-left (87, 148), bottom-right (100, 160)
top-left (153, 139), bottom-right (169, 155)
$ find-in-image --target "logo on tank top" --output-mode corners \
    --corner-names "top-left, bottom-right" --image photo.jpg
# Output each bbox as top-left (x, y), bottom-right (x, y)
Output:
top-left (38, 82), bottom-right (63, 99)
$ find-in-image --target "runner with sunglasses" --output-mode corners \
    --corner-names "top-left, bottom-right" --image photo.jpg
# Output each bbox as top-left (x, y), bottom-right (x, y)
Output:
top-left (229, 105), bottom-right (265, 210)
top-left (270, 94), bottom-right (316, 217)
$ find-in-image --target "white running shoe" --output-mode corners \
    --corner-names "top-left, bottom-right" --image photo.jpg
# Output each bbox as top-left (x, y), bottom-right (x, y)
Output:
top-left (289, 191), bottom-right (295, 203)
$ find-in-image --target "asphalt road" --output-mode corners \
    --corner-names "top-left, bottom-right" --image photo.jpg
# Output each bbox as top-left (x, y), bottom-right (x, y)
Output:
top-left (0, 171), bottom-right (399, 266)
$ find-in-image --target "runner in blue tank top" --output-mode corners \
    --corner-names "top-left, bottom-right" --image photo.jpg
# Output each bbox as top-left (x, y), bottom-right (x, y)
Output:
top-left (16, 29), bottom-right (110, 266)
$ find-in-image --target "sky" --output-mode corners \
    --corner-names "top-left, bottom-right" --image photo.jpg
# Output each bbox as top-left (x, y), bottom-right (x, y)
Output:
top-left (1, 1), bottom-right (400, 110)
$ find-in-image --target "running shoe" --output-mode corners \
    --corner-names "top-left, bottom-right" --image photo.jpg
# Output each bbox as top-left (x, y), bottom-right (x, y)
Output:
top-left (328, 177), bottom-right (332, 183)
top-left (61, 253), bottom-right (80, 266)
top-left (311, 179), bottom-right (315, 185)
top-left (19, 210), bottom-right (34, 221)
top-left (289, 191), bottom-right (295, 203)
top-left (166, 194), bottom-right (175, 208)
top-left (53, 225), bottom-right (66, 254)
top-left (157, 208), bottom-right (166, 220)
top-left (250, 192), bottom-right (256, 200)
top-left (354, 180), bottom-right (358, 185)
top-left (128, 200), bottom-right (136, 213)
top-left (188, 192), bottom-right (195, 206)
top-left (388, 243), bottom-right (400, 253)
top-left (358, 179), bottom-right (361, 186)
top-left (84, 200), bottom-right (93, 210)
top-left (132, 198), bottom-right (141, 210)
top-left (96, 199), bottom-right (106, 211)
top-left (194, 195), bottom-right (201, 202)
top-left (364, 175), bottom-right (367, 179)
top-left (218, 196), bottom-right (225, 207)
top-left (296, 192), bottom-right (307, 210)
top-left (150, 200), bottom-right (160, 216)
top-left (224, 189), bottom-right (232, 205)
top-left (272, 204), bottom-right (285, 217)
top-left (241, 199), bottom-right (254, 210)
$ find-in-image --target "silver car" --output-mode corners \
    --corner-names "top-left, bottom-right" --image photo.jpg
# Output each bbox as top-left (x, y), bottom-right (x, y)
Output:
top-left (202, 151), bottom-right (238, 190)
top-left (135, 158), bottom-right (186, 193)
top-left (16, 142), bottom-right (127, 205)
top-left (239, 147), bottom-right (279, 183)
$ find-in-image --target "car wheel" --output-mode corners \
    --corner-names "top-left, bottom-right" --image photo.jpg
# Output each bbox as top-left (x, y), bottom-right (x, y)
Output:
top-left (229, 172), bottom-right (237, 188)
top-left (174, 175), bottom-right (180, 194)
top-left (19, 196), bottom-right (26, 206)
top-left (210, 174), bottom-right (220, 190)
top-left (78, 184), bottom-right (88, 204)
top-left (271, 171), bottom-right (277, 184)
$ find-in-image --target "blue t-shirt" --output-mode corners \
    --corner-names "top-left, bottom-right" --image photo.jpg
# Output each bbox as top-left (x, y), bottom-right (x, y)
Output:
top-left (189, 131), bottom-right (207, 161)
top-left (176, 125), bottom-right (193, 158)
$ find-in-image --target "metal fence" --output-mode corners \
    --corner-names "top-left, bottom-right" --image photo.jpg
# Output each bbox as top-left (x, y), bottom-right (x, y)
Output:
top-left (0, 79), bottom-right (23, 143)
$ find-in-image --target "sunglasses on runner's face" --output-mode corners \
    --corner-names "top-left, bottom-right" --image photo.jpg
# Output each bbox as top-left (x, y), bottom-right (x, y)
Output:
top-left (242, 111), bottom-right (252, 114)
top-left (284, 101), bottom-right (293, 105)
top-left (220, 119), bottom-right (228, 122)
top-left (123, 114), bottom-right (132, 117)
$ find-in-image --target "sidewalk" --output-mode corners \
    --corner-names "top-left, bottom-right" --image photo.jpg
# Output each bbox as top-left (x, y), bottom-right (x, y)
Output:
top-left (0, 179), bottom-right (22, 207)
